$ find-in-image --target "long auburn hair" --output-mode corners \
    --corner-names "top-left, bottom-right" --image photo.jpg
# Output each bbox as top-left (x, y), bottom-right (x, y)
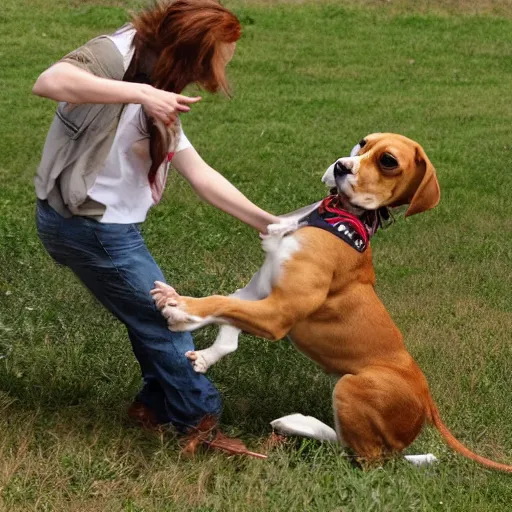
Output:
top-left (126, 0), bottom-right (242, 179)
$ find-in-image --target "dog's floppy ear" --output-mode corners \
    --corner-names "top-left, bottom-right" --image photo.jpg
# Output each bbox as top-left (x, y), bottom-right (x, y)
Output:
top-left (404, 145), bottom-right (440, 217)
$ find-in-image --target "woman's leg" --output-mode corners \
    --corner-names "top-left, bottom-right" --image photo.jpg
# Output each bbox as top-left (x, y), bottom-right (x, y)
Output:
top-left (36, 200), bottom-right (222, 431)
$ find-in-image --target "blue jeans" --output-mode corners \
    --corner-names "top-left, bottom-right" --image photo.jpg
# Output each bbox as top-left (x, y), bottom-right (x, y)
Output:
top-left (35, 199), bottom-right (222, 431)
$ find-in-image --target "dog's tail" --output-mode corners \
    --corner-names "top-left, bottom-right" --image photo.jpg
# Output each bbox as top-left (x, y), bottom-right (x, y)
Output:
top-left (429, 400), bottom-right (512, 473)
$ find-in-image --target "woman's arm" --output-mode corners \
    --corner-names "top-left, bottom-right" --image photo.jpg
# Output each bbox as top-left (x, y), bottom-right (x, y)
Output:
top-left (172, 147), bottom-right (280, 233)
top-left (32, 63), bottom-right (200, 125)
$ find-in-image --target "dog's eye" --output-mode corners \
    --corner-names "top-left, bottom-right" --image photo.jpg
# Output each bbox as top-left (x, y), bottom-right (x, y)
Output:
top-left (379, 153), bottom-right (399, 171)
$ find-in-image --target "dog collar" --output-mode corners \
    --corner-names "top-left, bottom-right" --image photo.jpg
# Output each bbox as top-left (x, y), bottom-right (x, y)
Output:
top-left (300, 196), bottom-right (378, 253)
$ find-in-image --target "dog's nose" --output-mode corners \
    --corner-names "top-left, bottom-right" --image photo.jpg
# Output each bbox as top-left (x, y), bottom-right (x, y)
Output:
top-left (334, 160), bottom-right (351, 177)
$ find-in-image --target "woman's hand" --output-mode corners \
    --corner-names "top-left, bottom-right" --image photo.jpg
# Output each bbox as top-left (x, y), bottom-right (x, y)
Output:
top-left (140, 87), bottom-right (201, 125)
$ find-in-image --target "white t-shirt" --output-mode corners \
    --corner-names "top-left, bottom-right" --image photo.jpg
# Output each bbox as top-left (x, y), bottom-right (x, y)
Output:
top-left (87, 27), bottom-right (192, 223)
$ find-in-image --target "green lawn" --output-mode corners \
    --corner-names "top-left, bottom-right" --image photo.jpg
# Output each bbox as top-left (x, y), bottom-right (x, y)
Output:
top-left (1, 0), bottom-right (512, 510)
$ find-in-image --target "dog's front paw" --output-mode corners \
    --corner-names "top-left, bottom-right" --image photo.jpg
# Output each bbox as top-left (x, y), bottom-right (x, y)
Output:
top-left (160, 304), bottom-right (202, 332)
top-left (150, 281), bottom-right (180, 309)
top-left (151, 282), bottom-right (197, 330)
top-left (161, 303), bottom-right (191, 325)
top-left (161, 304), bottom-right (210, 333)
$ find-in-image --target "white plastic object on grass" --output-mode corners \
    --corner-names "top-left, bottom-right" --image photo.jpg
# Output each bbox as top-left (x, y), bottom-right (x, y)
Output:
top-left (403, 454), bottom-right (438, 466)
top-left (270, 414), bottom-right (338, 442)
top-left (270, 414), bottom-right (438, 466)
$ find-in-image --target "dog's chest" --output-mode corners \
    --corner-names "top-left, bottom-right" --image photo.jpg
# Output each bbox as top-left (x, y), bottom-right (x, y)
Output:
top-left (256, 234), bottom-right (301, 297)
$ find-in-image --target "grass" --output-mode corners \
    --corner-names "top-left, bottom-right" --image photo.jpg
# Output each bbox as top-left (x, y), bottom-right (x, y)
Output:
top-left (1, 0), bottom-right (512, 510)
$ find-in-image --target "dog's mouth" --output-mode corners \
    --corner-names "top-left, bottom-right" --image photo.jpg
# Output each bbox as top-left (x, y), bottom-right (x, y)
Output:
top-left (329, 186), bottom-right (393, 233)
top-left (329, 187), bottom-right (364, 214)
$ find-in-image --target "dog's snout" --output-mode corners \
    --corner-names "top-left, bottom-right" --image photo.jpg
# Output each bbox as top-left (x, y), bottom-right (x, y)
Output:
top-left (334, 160), bottom-right (351, 177)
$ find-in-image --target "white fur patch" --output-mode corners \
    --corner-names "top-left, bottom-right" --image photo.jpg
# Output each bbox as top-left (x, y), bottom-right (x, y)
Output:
top-left (258, 234), bottom-right (301, 297)
top-left (343, 192), bottom-right (382, 210)
top-left (161, 304), bottom-right (191, 324)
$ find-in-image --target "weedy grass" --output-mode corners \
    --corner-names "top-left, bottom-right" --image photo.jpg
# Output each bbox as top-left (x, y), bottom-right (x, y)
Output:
top-left (0, 0), bottom-right (511, 510)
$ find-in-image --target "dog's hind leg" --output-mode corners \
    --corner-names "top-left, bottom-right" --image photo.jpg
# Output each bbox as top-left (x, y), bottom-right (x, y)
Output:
top-left (185, 324), bottom-right (241, 373)
top-left (332, 373), bottom-right (426, 463)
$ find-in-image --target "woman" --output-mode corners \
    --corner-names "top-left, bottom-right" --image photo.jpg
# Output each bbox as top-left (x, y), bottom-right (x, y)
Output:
top-left (32, 0), bottom-right (278, 446)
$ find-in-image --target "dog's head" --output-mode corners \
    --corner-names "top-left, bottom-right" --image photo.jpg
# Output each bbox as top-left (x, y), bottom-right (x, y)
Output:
top-left (322, 133), bottom-right (440, 217)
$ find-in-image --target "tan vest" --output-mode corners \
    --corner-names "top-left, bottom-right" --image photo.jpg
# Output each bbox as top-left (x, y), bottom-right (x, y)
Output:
top-left (35, 36), bottom-right (128, 217)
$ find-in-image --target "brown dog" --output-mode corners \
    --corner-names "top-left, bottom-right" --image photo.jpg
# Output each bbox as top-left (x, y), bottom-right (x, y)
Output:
top-left (152, 133), bottom-right (512, 471)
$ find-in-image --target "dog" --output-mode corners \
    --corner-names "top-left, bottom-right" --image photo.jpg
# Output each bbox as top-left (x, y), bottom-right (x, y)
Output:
top-left (151, 133), bottom-right (512, 471)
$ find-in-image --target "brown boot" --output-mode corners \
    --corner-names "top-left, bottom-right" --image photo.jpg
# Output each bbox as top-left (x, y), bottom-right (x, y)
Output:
top-left (180, 415), bottom-right (267, 460)
top-left (127, 401), bottom-right (163, 432)
top-left (180, 415), bottom-right (218, 457)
